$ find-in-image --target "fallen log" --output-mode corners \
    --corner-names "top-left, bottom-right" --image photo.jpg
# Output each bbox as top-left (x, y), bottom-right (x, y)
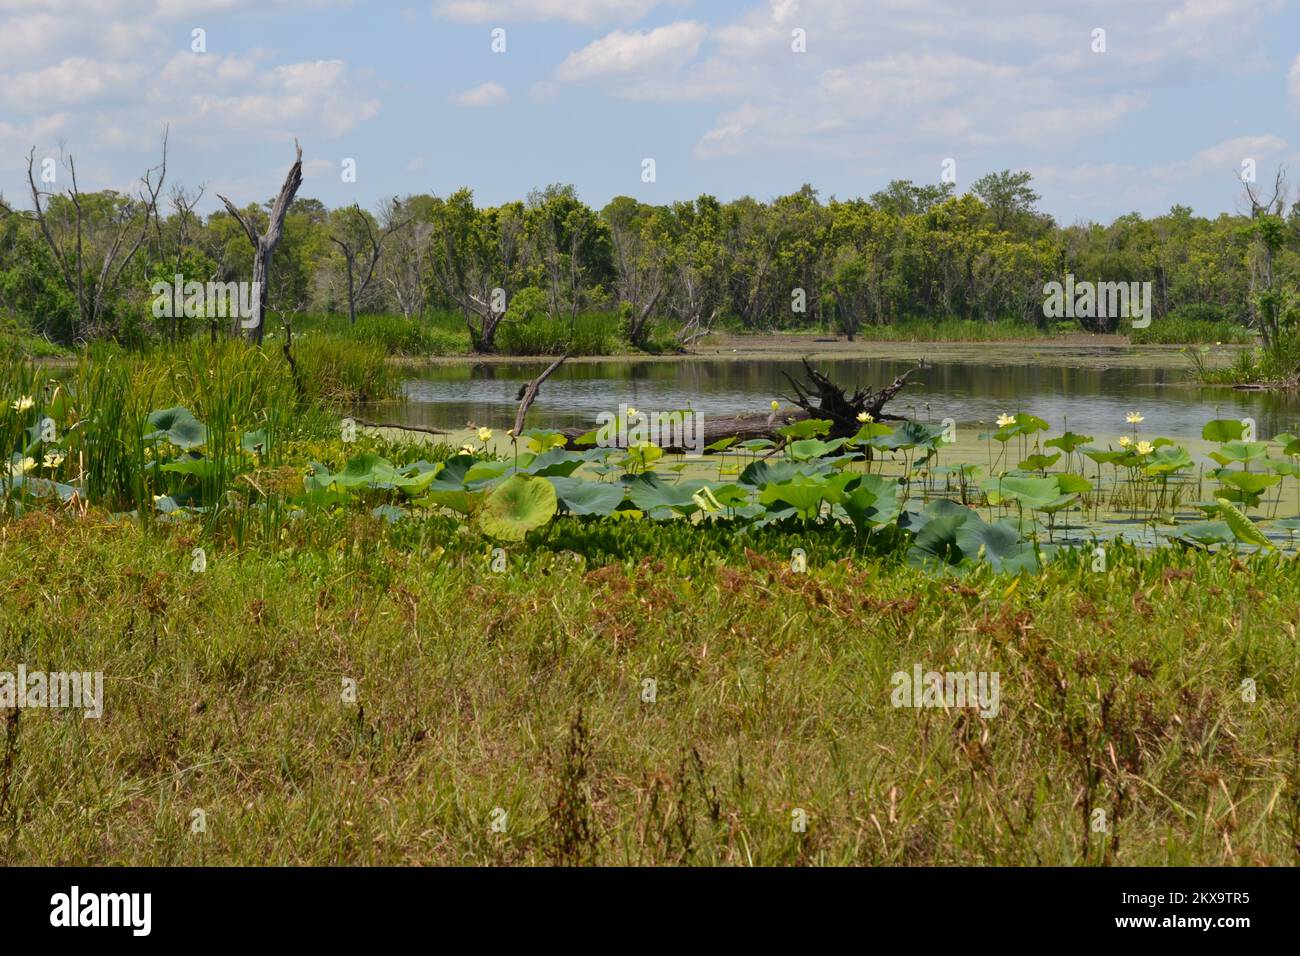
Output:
top-left (352, 418), bottom-right (449, 436)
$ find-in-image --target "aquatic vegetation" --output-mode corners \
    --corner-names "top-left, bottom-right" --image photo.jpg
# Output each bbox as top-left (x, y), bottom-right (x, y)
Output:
top-left (7, 358), bottom-right (1300, 571)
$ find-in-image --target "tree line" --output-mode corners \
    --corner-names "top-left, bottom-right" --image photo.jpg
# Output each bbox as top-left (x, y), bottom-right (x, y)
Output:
top-left (2, 139), bottom-right (1297, 352)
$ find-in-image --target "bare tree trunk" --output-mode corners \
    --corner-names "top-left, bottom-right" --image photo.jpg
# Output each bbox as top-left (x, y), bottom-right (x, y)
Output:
top-left (512, 352), bottom-right (570, 436)
top-left (217, 140), bottom-right (303, 344)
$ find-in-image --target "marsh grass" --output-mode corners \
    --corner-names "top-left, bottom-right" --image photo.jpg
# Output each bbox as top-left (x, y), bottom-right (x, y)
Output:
top-left (496, 310), bottom-right (622, 356)
top-left (840, 319), bottom-right (1054, 342)
top-left (0, 512), bottom-right (1297, 865)
top-left (1129, 316), bottom-right (1253, 345)
top-left (285, 312), bottom-right (471, 357)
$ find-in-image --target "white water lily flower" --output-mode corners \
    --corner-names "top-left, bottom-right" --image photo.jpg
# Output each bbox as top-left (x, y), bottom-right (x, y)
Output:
top-left (460, 444), bottom-right (475, 455)
top-left (11, 395), bottom-right (34, 413)
top-left (43, 451), bottom-right (65, 469)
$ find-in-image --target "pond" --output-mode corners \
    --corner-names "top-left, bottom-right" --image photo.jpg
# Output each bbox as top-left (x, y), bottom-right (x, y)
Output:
top-left (374, 346), bottom-right (1300, 443)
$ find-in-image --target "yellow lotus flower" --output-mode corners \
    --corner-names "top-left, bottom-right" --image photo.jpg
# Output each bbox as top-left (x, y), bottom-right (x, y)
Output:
top-left (477, 426), bottom-right (493, 443)
top-left (1136, 441), bottom-right (1153, 455)
top-left (1118, 436), bottom-right (1132, 447)
top-left (857, 411), bottom-right (873, 423)
top-left (42, 451), bottom-right (65, 469)
top-left (459, 444), bottom-right (475, 455)
top-left (626, 407), bottom-right (639, 420)
top-left (1126, 412), bottom-right (1144, 424)
top-left (996, 414), bottom-right (1016, 428)
top-left (770, 400), bottom-right (780, 411)
top-left (7, 456), bottom-right (35, 477)
top-left (11, 395), bottom-right (34, 413)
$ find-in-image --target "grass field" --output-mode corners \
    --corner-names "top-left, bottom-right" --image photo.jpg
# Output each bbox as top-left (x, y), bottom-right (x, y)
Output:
top-left (2, 509), bottom-right (1298, 865)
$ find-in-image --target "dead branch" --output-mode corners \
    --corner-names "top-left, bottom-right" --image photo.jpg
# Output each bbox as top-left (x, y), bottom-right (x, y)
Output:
top-left (512, 351), bottom-right (571, 437)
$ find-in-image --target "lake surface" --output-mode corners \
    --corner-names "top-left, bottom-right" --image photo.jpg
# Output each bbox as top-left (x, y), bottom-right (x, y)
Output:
top-left (375, 347), bottom-right (1300, 441)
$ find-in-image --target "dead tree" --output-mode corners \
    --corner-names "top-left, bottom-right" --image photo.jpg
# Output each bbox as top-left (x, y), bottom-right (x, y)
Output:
top-left (22, 130), bottom-right (168, 342)
top-left (330, 202), bottom-right (411, 325)
top-left (162, 182), bottom-right (207, 341)
top-left (217, 140), bottom-right (303, 344)
top-left (781, 358), bottom-right (918, 436)
top-left (381, 197), bottom-right (431, 319)
top-left (1240, 166), bottom-right (1291, 352)
top-left (555, 358), bottom-right (921, 449)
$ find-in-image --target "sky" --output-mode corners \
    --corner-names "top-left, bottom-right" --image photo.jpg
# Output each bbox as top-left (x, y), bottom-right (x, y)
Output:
top-left (1, 0), bottom-right (1298, 224)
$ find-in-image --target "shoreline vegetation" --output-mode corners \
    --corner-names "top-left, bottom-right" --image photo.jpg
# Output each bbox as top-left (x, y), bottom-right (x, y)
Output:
top-left (3, 163), bottom-right (1295, 386)
top-left (7, 313), bottom-right (1257, 371)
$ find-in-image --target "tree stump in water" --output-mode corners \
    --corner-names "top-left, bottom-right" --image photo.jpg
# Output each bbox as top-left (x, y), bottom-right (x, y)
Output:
top-left (553, 357), bottom-right (922, 451)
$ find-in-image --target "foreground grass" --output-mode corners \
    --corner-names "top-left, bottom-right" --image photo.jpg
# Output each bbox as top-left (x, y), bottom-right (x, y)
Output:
top-left (1, 510), bottom-right (1298, 865)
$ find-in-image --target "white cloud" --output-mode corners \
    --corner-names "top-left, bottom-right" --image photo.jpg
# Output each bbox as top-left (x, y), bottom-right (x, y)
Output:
top-left (0, 112), bottom-right (71, 161)
top-left (1034, 134), bottom-right (1289, 220)
top-left (144, 53), bottom-right (380, 138)
top-left (185, 60), bottom-right (379, 137)
top-left (1, 58), bottom-right (146, 108)
top-left (433, 0), bottom-right (662, 25)
top-left (0, 13), bottom-right (67, 60)
top-left (556, 21), bottom-right (707, 83)
top-left (450, 81), bottom-right (509, 107)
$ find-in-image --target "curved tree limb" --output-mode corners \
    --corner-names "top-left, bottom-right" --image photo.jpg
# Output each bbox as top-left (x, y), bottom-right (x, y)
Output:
top-left (513, 351), bottom-right (571, 437)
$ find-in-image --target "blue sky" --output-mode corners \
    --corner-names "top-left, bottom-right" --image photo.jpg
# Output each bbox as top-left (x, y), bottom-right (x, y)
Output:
top-left (1, 0), bottom-right (1298, 223)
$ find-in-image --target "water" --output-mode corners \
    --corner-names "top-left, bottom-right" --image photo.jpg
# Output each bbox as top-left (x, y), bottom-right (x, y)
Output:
top-left (379, 349), bottom-right (1300, 441)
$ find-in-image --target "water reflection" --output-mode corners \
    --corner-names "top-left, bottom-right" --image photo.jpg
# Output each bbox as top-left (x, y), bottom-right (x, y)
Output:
top-left (380, 356), bottom-right (1300, 440)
